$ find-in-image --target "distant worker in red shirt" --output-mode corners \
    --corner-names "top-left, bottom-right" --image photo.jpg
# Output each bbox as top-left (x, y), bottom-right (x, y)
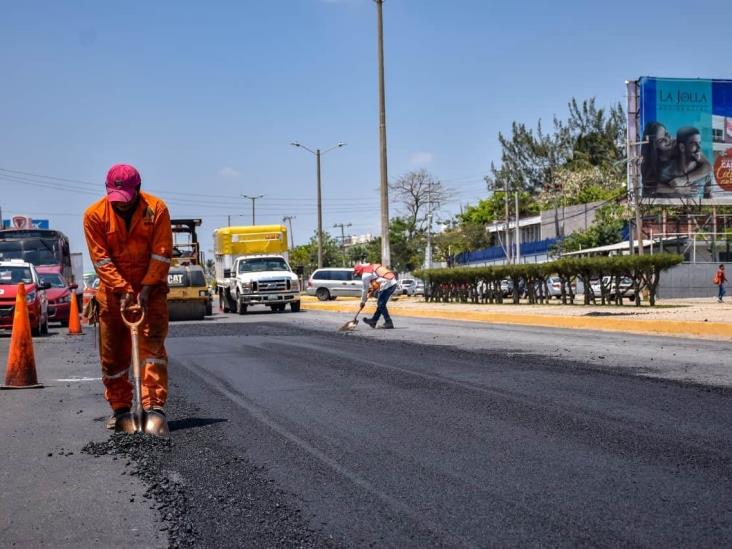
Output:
top-left (354, 262), bottom-right (398, 329)
top-left (714, 264), bottom-right (727, 303)
top-left (83, 164), bottom-right (173, 429)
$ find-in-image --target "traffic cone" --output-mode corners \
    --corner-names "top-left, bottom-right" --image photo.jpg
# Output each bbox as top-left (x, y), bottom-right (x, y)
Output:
top-left (68, 293), bottom-right (82, 335)
top-left (1, 283), bottom-right (43, 390)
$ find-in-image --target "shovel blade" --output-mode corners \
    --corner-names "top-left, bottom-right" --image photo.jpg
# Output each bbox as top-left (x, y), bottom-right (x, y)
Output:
top-left (114, 411), bottom-right (141, 434)
top-left (144, 410), bottom-right (170, 439)
top-left (114, 410), bottom-right (170, 438)
top-left (337, 319), bottom-right (358, 332)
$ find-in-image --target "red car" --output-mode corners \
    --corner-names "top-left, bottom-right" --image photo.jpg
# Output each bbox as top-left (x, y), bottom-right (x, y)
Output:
top-left (0, 260), bottom-right (49, 336)
top-left (36, 266), bottom-right (77, 327)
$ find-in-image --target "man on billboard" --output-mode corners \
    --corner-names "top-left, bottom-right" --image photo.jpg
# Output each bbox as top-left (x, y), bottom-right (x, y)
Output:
top-left (662, 127), bottom-right (712, 198)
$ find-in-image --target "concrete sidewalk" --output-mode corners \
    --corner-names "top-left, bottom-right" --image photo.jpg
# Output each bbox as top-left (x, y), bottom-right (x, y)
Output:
top-left (301, 296), bottom-right (732, 341)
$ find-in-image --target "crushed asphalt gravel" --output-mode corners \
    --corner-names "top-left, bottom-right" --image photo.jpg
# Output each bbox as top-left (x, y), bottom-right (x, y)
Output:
top-left (82, 384), bottom-right (338, 548)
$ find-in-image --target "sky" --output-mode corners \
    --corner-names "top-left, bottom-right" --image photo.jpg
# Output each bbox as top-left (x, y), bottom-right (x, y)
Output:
top-left (2, 0), bottom-right (732, 271)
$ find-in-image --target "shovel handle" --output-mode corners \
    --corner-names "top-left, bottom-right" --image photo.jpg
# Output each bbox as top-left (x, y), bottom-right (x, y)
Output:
top-left (120, 302), bottom-right (145, 328)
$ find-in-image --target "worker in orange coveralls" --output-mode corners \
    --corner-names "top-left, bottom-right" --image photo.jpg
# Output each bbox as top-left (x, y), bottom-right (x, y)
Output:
top-left (83, 164), bottom-right (173, 429)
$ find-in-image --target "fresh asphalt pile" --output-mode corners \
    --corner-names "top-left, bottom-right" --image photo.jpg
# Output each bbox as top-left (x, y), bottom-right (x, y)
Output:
top-left (81, 351), bottom-right (337, 548)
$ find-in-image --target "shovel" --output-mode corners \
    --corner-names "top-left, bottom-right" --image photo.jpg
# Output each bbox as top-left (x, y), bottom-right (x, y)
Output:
top-left (338, 303), bottom-right (365, 332)
top-left (115, 303), bottom-right (170, 439)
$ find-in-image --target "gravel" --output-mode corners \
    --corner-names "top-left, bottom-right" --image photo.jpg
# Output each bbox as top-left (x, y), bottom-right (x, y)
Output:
top-left (83, 395), bottom-right (338, 549)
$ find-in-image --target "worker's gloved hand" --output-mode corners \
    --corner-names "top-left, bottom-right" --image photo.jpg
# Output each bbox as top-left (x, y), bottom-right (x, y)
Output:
top-left (119, 292), bottom-right (133, 312)
top-left (138, 285), bottom-right (153, 312)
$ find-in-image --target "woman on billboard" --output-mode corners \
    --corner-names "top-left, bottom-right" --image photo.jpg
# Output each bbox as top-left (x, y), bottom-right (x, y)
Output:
top-left (641, 123), bottom-right (712, 198)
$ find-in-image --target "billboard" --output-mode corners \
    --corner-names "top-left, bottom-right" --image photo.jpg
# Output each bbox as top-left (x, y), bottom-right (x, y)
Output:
top-left (638, 77), bottom-right (732, 201)
top-left (2, 219), bottom-right (50, 229)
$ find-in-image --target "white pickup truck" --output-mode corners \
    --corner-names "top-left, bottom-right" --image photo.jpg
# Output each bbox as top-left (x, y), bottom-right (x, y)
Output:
top-left (214, 225), bottom-right (301, 314)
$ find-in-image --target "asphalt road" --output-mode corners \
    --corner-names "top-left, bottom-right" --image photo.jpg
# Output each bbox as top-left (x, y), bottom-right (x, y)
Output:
top-left (164, 309), bottom-right (732, 547)
top-left (2, 310), bottom-right (731, 547)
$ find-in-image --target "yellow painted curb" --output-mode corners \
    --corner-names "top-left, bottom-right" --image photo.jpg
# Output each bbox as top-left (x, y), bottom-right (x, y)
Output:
top-left (301, 301), bottom-right (732, 340)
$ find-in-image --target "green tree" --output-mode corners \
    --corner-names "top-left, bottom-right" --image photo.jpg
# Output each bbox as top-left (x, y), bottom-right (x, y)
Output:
top-left (205, 259), bottom-right (216, 278)
top-left (485, 97), bottom-right (626, 195)
top-left (460, 191), bottom-right (539, 225)
top-left (388, 217), bottom-right (425, 273)
top-left (565, 98), bottom-right (626, 176)
top-left (288, 231), bottom-right (342, 275)
top-left (432, 222), bottom-right (490, 263)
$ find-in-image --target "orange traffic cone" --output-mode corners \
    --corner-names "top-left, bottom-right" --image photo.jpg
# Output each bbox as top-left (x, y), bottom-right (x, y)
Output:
top-left (1, 283), bottom-right (43, 390)
top-left (68, 293), bottom-right (82, 335)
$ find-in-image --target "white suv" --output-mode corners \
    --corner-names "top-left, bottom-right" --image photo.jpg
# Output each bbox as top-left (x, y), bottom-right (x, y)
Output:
top-left (306, 268), bottom-right (362, 301)
top-left (398, 278), bottom-right (417, 296)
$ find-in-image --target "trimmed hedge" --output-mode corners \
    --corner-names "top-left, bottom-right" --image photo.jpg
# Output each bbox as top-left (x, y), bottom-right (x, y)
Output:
top-left (414, 254), bottom-right (682, 307)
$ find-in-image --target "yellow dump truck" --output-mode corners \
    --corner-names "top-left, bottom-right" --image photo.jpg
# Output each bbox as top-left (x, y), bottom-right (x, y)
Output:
top-left (213, 225), bottom-right (301, 314)
top-left (167, 219), bottom-right (212, 321)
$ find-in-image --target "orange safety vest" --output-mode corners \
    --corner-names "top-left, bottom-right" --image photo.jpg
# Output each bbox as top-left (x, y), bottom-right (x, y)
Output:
top-left (368, 263), bottom-right (396, 280)
top-left (83, 191), bottom-right (173, 294)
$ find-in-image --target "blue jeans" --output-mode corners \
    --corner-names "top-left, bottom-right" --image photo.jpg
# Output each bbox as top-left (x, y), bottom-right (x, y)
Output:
top-left (719, 284), bottom-right (726, 300)
top-left (372, 284), bottom-right (397, 323)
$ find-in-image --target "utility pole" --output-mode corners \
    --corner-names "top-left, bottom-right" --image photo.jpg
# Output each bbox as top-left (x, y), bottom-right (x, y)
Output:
top-left (515, 191), bottom-right (521, 265)
top-left (425, 178), bottom-right (433, 269)
top-left (282, 216), bottom-right (296, 249)
top-left (504, 179), bottom-right (511, 264)
top-left (374, 0), bottom-right (390, 268)
top-left (333, 222), bottom-right (352, 267)
top-left (627, 80), bottom-right (643, 255)
top-left (242, 194), bottom-right (263, 225)
top-left (291, 142), bottom-right (346, 269)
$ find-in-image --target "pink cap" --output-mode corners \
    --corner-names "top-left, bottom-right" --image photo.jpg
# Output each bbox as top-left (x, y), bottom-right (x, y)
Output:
top-left (105, 164), bottom-right (141, 203)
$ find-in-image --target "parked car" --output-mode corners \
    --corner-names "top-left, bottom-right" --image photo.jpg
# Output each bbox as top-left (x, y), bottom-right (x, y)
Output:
top-left (414, 279), bottom-right (425, 296)
top-left (37, 267), bottom-right (77, 326)
top-left (500, 279), bottom-right (527, 298)
top-left (306, 268), bottom-right (362, 301)
top-left (0, 259), bottom-right (50, 336)
top-left (545, 276), bottom-right (577, 299)
top-left (398, 278), bottom-right (417, 296)
top-left (590, 276), bottom-right (636, 300)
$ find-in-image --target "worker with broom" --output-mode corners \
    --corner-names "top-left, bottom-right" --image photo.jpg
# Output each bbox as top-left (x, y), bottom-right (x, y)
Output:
top-left (83, 163), bottom-right (173, 431)
top-left (354, 262), bottom-right (398, 329)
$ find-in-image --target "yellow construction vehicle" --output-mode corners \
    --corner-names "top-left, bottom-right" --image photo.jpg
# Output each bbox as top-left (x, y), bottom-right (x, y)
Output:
top-left (167, 219), bottom-right (212, 321)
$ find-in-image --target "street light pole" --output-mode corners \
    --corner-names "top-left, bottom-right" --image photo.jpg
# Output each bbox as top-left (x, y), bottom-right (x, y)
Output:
top-left (374, 0), bottom-right (390, 268)
top-left (241, 194), bottom-right (263, 225)
top-left (290, 142), bottom-right (346, 269)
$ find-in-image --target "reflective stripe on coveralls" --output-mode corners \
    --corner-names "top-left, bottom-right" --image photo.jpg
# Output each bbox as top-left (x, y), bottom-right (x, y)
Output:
top-left (103, 368), bottom-right (130, 381)
top-left (95, 257), bottom-right (113, 268)
top-left (84, 191), bottom-right (172, 411)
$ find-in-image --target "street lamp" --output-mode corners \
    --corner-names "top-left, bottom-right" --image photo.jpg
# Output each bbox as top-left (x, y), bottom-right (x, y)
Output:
top-left (290, 141), bottom-right (346, 268)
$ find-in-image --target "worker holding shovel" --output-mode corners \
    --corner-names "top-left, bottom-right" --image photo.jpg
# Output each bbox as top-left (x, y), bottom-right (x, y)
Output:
top-left (354, 263), bottom-right (398, 329)
top-left (83, 164), bottom-right (173, 434)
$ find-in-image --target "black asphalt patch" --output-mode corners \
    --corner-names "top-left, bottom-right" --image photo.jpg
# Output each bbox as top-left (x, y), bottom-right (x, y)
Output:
top-left (83, 396), bottom-right (338, 549)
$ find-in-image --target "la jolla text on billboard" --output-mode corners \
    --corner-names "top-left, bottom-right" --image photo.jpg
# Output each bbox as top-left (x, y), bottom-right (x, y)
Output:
top-left (636, 77), bottom-right (732, 202)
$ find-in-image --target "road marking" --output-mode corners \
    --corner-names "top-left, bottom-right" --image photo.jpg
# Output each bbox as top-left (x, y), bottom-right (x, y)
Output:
top-left (53, 377), bottom-right (102, 382)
